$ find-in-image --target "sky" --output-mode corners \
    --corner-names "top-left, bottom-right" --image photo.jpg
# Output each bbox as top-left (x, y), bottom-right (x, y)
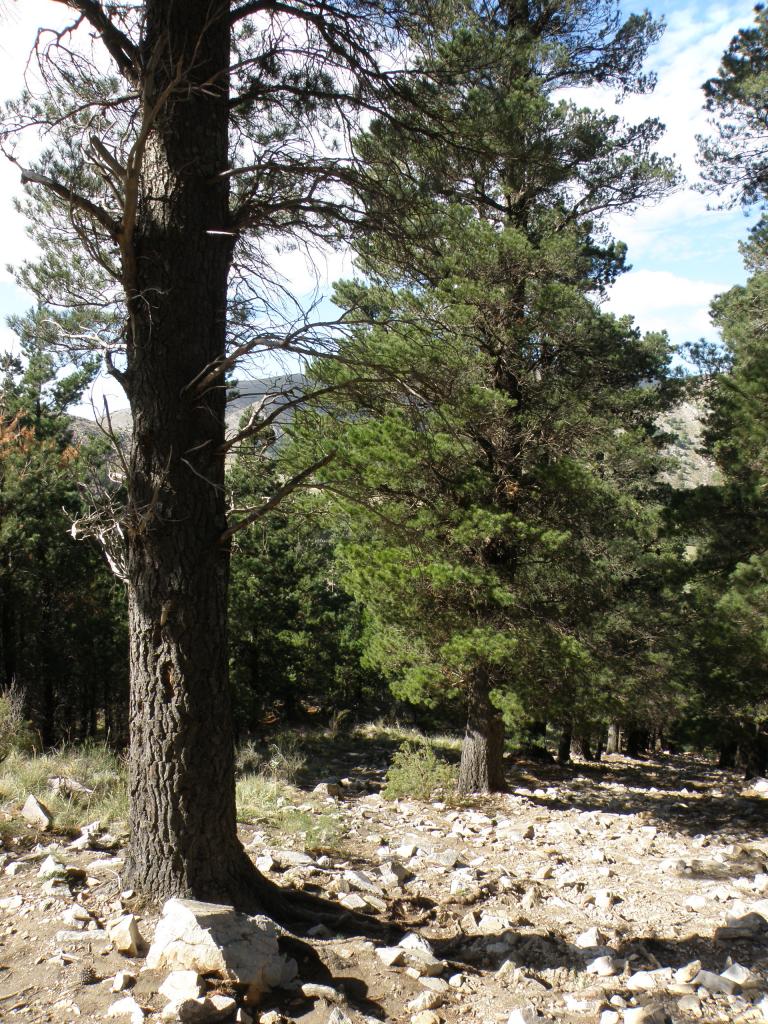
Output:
top-left (0, 0), bottom-right (759, 413)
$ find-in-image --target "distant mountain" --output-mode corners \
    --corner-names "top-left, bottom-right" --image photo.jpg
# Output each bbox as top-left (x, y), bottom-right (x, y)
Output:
top-left (70, 373), bottom-right (308, 445)
top-left (658, 400), bottom-right (721, 489)
top-left (71, 375), bottom-right (719, 489)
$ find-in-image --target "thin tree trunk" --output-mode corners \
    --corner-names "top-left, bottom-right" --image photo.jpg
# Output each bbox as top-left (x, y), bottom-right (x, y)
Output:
top-left (557, 722), bottom-right (572, 765)
top-left (458, 669), bottom-right (506, 794)
top-left (605, 721), bottom-right (621, 755)
top-left (570, 731), bottom-right (592, 760)
top-left (718, 738), bottom-right (737, 769)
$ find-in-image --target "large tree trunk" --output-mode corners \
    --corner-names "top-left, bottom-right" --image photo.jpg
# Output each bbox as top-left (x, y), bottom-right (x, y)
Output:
top-left (458, 669), bottom-right (506, 794)
top-left (121, 0), bottom-right (261, 905)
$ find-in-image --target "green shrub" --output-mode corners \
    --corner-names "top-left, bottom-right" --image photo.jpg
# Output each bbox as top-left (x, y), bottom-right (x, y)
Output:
top-left (383, 740), bottom-right (457, 802)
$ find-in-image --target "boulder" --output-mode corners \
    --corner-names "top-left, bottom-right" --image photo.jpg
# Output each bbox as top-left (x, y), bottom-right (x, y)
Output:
top-left (145, 899), bottom-right (296, 996)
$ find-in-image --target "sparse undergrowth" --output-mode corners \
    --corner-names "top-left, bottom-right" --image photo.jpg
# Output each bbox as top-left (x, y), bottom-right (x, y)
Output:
top-left (236, 773), bottom-right (345, 852)
top-left (382, 738), bottom-right (459, 802)
top-left (0, 742), bottom-right (128, 832)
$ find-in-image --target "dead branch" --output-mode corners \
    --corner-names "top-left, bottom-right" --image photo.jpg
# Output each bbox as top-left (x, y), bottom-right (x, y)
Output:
top-left (220, 452), bottom-right (334, 543)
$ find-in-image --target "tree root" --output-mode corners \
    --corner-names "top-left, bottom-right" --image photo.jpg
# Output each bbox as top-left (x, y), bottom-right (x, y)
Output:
top-left (228, 846), bottom-right (400, 942)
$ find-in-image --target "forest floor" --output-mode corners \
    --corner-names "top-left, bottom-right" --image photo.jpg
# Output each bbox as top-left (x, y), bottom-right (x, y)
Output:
top-left (0, 729), bottom-right (766, 1024)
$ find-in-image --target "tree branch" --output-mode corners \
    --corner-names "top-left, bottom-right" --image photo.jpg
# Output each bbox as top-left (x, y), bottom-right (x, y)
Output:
top-left (12, 159), bottom-right (121, 241)
top-left (220, 453), bottom-right (334, 543)
top-left (219, 381), bottom-right (353, 454)
top-left (53, 0), bottom-right (140, 84)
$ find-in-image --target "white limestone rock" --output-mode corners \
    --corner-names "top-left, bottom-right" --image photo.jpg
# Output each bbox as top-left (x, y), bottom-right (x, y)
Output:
top-left (112, 970), bottom-right (137, 992)
top-left (108, 914), bottom-right (146, 957)
top-left (159, 970), bottom-right (204, 1003)
top-left (161, 994), bottom-right (236, 1023)
top-left (22, 795), bottom-right (52, 830)
top-left (507, 1008), bottom-right (539, 1024)
top-left (107, 995), bottom-right (145, 1023)
top-left (146, 899), bottom-right (296, 995)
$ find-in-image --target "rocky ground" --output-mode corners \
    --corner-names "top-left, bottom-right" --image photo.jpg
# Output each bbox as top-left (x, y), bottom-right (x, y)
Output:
top-left (0, 747), bottom-right (766, 1024)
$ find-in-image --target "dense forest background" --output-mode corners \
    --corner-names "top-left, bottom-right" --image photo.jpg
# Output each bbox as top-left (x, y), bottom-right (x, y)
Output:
top-left (0, 0), bottom-right (767, 792)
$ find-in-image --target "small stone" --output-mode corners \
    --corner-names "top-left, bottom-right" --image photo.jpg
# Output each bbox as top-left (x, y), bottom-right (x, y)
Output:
top-left (622, 1006), bottom-right (665, 1024)
top-left (159, 970), bottom-right (204, 1002)
top-left (685, 894), bottom-right (707, 911)
top-left (313, 782), bottom-right (342, 798)
top-left (431, 848), bottom-right (459, 869)
top-left (410, 1013), bottom-right (440, 1024)
top-left (107, 996), bottom-right (145, 1023)
top-left (692, 969), bottom-right (737, 995)
top-left (380, 861), bottom-right (410, 888)
top-left (600, 1012), bottom-right (620, 1024)
top-left (38, 855), bottom-right (67, 879)
top-left (586, 955), bottom-right (618, 977)
top-left (271, 850), bottom-right (313, 868)
top-left (720, 962), bottom-right (757, 988)
top-left (0, 894), bottom-right (23, 911)
top-left (399, 932), bottom-right (434, 954)
top-left (407, 990), bottom-right (444, 1012)
top-left (22, 794), bottom-right (52, 830)
top-left (376, 946), bottom-right (405, 967)
top-left (595, 889), bottom-right (616, 910)
top-left (677, 994), bottom-right (702, 1017)
top-left (326, 1009), bottom-right (353, 1024)
top-left (674, 960), bottom-right (701, 984)
top-left (575, 926), bottom-right (605, 948)
top-left (625, 970), bottom-right (657, 992)
top-left (339, 893), bottom-right (369, 912)
top-left (300, 983), bottom-right (345, 1004)
top-left (507, 1008), bottom-right (539, 1024)
top-left (417, 976), bottom-right (449, 992)
top-left (112, 971), bottom-right (136, 992)
top-left (344, 869), bottom-right (382, 894)
top-left (108, 915), bottom-right (146, 957)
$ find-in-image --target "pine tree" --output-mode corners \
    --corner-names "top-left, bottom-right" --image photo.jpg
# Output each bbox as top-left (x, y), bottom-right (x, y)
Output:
top-left (0, 314), bottom-right (127, 745)
top-left (289, 1), bottom-right (678, 792)
top-left (0, 0), bottom-right (457, 914)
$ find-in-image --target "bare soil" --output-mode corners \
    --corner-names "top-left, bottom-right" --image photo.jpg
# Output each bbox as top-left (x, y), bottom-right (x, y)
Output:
top-left (0, 745), bottom-right (766, 1024)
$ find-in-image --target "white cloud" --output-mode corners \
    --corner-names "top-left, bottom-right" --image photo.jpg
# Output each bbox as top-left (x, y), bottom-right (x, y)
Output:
top-left (605, 269), bottom-right (728, 345)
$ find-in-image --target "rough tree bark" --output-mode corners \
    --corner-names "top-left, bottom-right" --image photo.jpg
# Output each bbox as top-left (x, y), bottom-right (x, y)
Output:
top-left (458, 669), bottom-right (506, 794)
top-left (121, 0), bottom-right (245, 902)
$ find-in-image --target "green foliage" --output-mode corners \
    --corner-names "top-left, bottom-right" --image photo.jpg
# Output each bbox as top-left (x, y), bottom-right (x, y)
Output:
top-left (287, 1), bottom-right (680, 757)
top-left (0, 324), bottom-right (128, 746)
top-left (382, 740), bottom-right (457, 802)
top-left (227, 440), bottom-right (383, 730)
top-left (699, 4), bottom-right (768, 210)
